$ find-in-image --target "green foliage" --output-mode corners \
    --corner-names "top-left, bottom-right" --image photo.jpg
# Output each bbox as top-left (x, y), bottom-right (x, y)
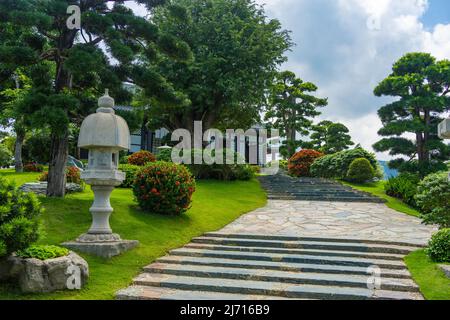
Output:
top-left (346, 158), bottom-right (375, 183)
top-left (127, 151), bottom-right (157, 166)
top-left (157, 148), bottom-right (173, 162)
top-left (311, 147), bottom-right (381, 180)
top-left (16, 245), bottom-right (69, 261)
top-left (265, 71), bottom-right (327, 158)
top-left (426, 229), bottom-right (450, 263)
top-left (415, 172), bottom-right (450, 229)
top-left (288, 149), bottom-right (324, 177)
top-left (181, 149), bottom-right (254, 181)
top-left (23, 130), bottom-right (51, 164)
top-left (118, 164), bottom-right (140, 188)
top-left (384, 173), bottom-right (420, 207)
top-left (0, 178), bottom-right (42, 257)
top-left (0, 0), bottom-right (192, 196)
top-left (308, 121), bottom-right (354, 154)
top-left (150, 0), bottom-right (292, 133)
top-left (373, 53), bottom-right (450, 177)
top-left (133, 161), bottom-right (196, 215)
top-left (0, 144), bottom-right (12, 167)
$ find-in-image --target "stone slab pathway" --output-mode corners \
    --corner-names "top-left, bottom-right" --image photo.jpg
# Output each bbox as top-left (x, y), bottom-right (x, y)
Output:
top-left (220, 200), bottom-right (436, 246)
top-left (117, 175), bottom-right (436, 300)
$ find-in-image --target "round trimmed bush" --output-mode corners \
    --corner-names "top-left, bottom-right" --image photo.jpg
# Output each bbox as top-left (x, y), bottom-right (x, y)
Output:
top-left (346, 158), bottom-right (375, 183)
top-left (39, 166), bottom-right (82, 184)
top-left (426, 229), bottom-right (450, 263)
top-left (133, 161), bottom-right (196, 215)
top-left (127, 150), bottom-right (156, 166)
top-left (415, 172), bottom-right (450, 229)
top-left (23, 163), bottom-right (44, 173)
top-left (0, 178), bottom-right (42, 257)
top-left (118, 164), bottom-right (140, 188)
top-left (288, 149), bottom-right (324, 177)
top-left (157, 148), bottom-right (173, 162)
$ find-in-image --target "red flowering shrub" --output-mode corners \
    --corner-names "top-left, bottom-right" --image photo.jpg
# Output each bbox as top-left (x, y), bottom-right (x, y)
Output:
top-left (127, 151), bottom-right (156, 166)
top-left (133, 161), bottom-right (196, 215)
top-left (288, 149), bottom-right (324, 177)
top-left (23, 163), bottom-right (44, 173)
top-left (39, 166), bottom-right (82, 184)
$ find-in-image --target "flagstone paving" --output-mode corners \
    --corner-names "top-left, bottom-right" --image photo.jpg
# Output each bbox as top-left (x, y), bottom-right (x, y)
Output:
top-left (117, 175), bottom-right (436, 300)
top-left (220, 200), bottom-right (436, 246)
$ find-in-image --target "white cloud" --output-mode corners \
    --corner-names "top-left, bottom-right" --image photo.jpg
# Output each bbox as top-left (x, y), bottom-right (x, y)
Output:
top-left (255, 0), bottom-right (450, 159)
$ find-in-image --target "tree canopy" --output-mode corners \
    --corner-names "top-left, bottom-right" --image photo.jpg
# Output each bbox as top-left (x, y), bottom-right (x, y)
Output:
top-left (0, 0), bottom-right (192, 196)
top-left (307, 120), bottom-right (354, 154)
top-left (373, 52), bottom-right (450, 176)
top-left (145, 0), bottom-right (292, 134)
top-left (265, 70), bottom-right (327, 158)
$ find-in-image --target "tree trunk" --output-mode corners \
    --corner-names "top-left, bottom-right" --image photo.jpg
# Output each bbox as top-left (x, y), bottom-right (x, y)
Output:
top-left (14, 130), bottom-right (25, 173)
top-left (46, 130), bottom-right (68, 197)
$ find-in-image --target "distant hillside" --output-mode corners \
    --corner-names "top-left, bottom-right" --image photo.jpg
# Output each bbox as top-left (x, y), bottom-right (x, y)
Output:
top-left (378, 160), bottom-right (398, 180)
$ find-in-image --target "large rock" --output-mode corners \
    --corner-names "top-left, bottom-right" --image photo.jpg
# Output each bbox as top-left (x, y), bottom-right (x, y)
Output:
top-left (0, 252), bottom-right (89, 293)
top-left (19, 182), bottom-right (83, 196)
top-left (439, 265), bottom-right (450, 279)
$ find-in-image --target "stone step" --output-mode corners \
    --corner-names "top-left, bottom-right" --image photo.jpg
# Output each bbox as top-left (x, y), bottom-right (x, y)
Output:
top-left (184, 243), bottom-right (405, 261)
top-left (266, 196), bottom-right (385, 203)
top-left (143, 263), bottom-right (419, 292)
top-left (169, 248), bottom-right (408, 269)
top-left (191, 237), bottom-right (418, 255)
top-left (203, 233), bottom-right (424, 248)
top-left (116, 285), bottom-right (293, 300)
top-left (130, 273), bottom-right (423, 300)
top-left (156, 255), bottom-right (412, 279)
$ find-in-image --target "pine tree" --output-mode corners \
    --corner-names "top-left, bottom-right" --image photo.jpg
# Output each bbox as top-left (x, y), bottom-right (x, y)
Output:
top-left (265, 71), bottom-right (327, 158)
top-left (373, 53), bottom-right (450, 176)
top-left (0, 0), bottom-right (191, 196)
top-left (309, 120), bottom-right (354, 154)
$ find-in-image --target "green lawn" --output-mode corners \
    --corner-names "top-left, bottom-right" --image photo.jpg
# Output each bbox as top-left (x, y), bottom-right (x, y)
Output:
top-left (0, 170), bottom-right (266, 300)
top-left (341, 180), bottom-right (421, 217)
top-left (405, 250), bottom-right (450, 300)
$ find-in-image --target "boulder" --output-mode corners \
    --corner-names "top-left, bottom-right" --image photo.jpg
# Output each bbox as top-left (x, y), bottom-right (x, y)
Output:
top-left (0, 252), bottom-right (89, 293)
top-left (19, 182), bottom-right (83, 195)
top-left (439, 264), bottom-right (450, 279)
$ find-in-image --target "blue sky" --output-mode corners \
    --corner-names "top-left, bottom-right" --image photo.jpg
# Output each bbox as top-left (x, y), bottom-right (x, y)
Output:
top-left (129, 0), bottom-right (450, 160)
top-left (422, 0), bottom-right (450, 27)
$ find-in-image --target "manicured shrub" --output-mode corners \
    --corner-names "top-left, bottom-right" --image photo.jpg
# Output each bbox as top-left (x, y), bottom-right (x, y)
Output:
top-left (16, 245), bottom-right (69, 261)
top-left (232, 164), bottom-right (255, 181)
top-left (426, 229), bottom-right (450, 263)
top-left (157, 148), bottom-right (173, 162)
top-left (133, 161), bottom-right (196, 215)
top-left (415, 172), bottom-right (450, 229)
top-left (288, 149), bottom-right (324, 177)
top-left (181, 149), bottom-right (251, 181)
top-left (279, 160), bottom-right (288, 171)
top-left (311, 147), bottom-right (382, 179)
top-left (384, 173), bottom-right (420, 207)
top-left (346, 158), bottom-right (375, 183)
top-left (23, 163), bottom-right (44, 173)
top-left (0, 178), bottom-right (42, 257)
top-left (0, 144), bottom-right (12, 168)
top-left (39, 166), bottom-right (82, 184)
top-left (127, 150), bottom-right (156, 166)
top-left (118, 164), bottom-right (140, 188)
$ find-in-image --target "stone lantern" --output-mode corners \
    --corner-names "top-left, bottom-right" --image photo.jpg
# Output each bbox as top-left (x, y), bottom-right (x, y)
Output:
top-left (63, 90), bottom-right (139, 258)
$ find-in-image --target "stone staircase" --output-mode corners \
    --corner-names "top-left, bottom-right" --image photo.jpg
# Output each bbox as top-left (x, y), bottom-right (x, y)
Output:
top-left (259, 175), bottom-right (385, 203)
top-left (116, 233), bottom-right (424, 300)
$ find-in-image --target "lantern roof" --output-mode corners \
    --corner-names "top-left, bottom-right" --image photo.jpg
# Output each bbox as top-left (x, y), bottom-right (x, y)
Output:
top-left (78, 90), bottom-right (130, 150)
